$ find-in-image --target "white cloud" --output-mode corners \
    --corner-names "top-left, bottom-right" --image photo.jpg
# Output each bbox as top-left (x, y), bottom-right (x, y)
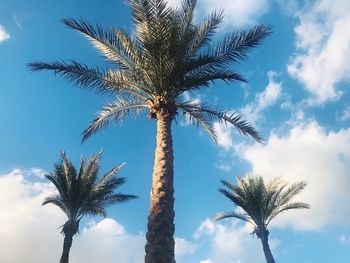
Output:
top-left (339, 106), bottom-right (350, 121)
top-left (0, 170), bottom-right (63, 263)
top-left (0, 24), bottom-right (10, 43)
top-left (241, 71), bottom-right (283, 127)
top-left (239, 121), bottom-right (350, 230)
top-left (70, 219), bottom-right (145, 263)
top-left (213, 122), bottom-right (233, 151)
top-left (28, 167), bottom-right (47, 178)
top-left (195, 219), bottom-right (278, 263)
top-left (0, 169), bottom-right (196, 263)
top-left (175, 237), bottom-right (198, 260)
top-left (199, 0), bottom-right (269, 28)
top-left (288, 0), bottom-right (350, 105)
top-left (280, 100), bottom-right (307, 127)
top-left (167, 0), bottom-right (269, 28)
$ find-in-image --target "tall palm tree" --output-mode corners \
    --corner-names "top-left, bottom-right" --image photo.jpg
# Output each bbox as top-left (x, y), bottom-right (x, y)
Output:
top-left (28, 0), bottom-right (271, 261)
top-left (215, 176), bottom-right (310, 263)
top-left (43, 151), bottom-right (137, 263)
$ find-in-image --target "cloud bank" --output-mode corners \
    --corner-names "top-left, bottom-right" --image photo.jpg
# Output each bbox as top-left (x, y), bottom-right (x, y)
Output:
top-left (288, 0), bottom-right (350, 105)
top-left (195, 219), bottom-right (277, 263)
top-left (0, 169), bottom-right (197, 263)
top-left (240, 121), bottom-right (350, 230)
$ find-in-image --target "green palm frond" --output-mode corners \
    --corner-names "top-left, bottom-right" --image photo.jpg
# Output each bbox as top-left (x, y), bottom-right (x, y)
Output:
top-left (214, 211), bottom-right (254, 225)
top-left (104, 193), bottom-right (138, 205)
top-left (278, 181), bottom-right (307, 206)
top-left (180, 68), bottom-right (246, 92)
top-left (28, 60), bottom-right (115, 93)
top-left (42, 194), bottom-right (68, 216)
top-left (61, 18), bottom-right (133, 69)
top-left (82, 97), bottom-right (149, 142)
top-left (27, 61), bottom-right (150, 98)
top-left (217, 176), bottom-right (309, 230)
top-left (178, 101), bottom-right (263, 142)
top-left (96, 163), bottom-right (125, 189)
top-left (266, 201), bottom-right (310, 226)
top-left (178, 102), bottom-right (217, 141)
top-left (218, 188), bottom-right (248, 212)
top-left (189, 10), bottom-right (223, 52)
top-left (208, 25), bottom-right (272, 64)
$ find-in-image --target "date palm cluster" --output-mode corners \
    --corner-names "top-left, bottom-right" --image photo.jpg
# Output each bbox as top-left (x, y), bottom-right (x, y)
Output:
top-left (28, 1), bottom-right (309, 263)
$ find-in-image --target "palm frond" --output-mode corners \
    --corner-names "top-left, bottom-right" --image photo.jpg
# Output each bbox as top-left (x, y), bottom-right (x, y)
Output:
top-left (61, 18), bottom-right (135, 70)
top-left (214, 211), bottom-right (254, 225)
top-left (208, 25), bottom-right (272, 64)
top-left (190, 10), bottom-right (223, 52)
top-left (42, 194), bottom-right (68, 215)
top-left (178, 101), bottom-right (262, 143)
top-left (27, 60), bottom-right (114, 92)
top-left (82, 97), bottom-right (149, 142)
top-left (266, 202), bottom-right (310, 226)
top-left (179, 68), bottom-right (246, 93)
top-left (96, 163), bottom-right (125, 188)
top-left (105, 193), bottom-right (138, 204)
top-left (278, 181), bottom-right (307, 206)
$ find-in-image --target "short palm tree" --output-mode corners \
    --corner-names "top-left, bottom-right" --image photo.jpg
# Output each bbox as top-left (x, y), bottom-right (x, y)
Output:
top-left (215, 176), bottom-right (309, 263)
top-left (29, 0), bottom-right (271, 261)
top-left (43, 151), bottom-right (137, 263)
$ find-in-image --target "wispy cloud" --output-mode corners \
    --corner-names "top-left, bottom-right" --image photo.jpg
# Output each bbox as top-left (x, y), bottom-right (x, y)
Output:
top-left (241, 71), bottom-right (283, 127)
top-left (13, 15), bottom-right (23, 30)
top-left (338, 106), bottom-right (350, 121)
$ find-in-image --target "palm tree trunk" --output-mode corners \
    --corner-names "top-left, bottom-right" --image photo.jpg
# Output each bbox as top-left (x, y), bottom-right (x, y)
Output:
top-left (145, 111), bottom-right (175, 263)
top-left (259, 231), bottom-right (275, 263)
top-left (60, 232), bottom-right (73, 263)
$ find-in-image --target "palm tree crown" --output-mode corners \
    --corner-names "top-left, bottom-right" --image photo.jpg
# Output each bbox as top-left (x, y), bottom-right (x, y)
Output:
top-left (43, 150), bottom-right (137, 232)
top-left (216, 176), bottom-right (309, 263)
top-left (43, 151), bottom-right (136, 263)
top-left (28, 0), bottom-right (270, 143)
top-left (215, 176), bottom-right (310, 235)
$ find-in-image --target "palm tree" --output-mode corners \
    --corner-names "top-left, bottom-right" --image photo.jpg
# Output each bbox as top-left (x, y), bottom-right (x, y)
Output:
top-left (43, 151), bottom-right (137, 263)
top-left (28, 0), bottom-right (271, 261)
top-left (215, 176), bottom-right (309, 263)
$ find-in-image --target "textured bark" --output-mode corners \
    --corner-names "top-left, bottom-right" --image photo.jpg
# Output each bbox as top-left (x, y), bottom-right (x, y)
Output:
top-left (59, 232), bottom-right (73, 263)
top-left (259, 230), bottom-right (276, 263)
top-left (145, 111), bottom-right (175, 263)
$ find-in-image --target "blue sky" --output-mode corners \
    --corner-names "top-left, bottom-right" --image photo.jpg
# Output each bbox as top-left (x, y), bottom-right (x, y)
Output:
top-left (1, 0), bottom-right (350, 262)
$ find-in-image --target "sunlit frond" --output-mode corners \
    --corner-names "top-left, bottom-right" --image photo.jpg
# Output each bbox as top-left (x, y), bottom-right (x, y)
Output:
top-left (82, 97), bottom-right (149, 142)
top-left (178, 101), bottom-right (262, 142)
top-left (214, 211), bottom-right (255, 226)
